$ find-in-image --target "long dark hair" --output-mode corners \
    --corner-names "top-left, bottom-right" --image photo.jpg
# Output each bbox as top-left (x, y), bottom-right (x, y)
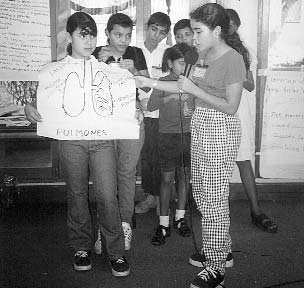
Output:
top-left (190, 3), bottom-right (250, 70)
top-left (161, 43), bottom-right (191, 73)
top-left (225, 9), bottom-right (250, 70)
top-left (66, 12), bottom-right (97, 55)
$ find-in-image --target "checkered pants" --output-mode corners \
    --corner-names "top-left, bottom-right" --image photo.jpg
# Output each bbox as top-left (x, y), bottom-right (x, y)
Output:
top-left (191, 107), bottom-right (241, 274)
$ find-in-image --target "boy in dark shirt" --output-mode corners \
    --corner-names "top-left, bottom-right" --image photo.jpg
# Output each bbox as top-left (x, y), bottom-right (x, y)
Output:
top-left (93, 13), bottom-right (149, 253)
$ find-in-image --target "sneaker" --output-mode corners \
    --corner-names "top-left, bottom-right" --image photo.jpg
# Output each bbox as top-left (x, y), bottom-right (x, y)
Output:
top-left (173, 218), bottom-right (191, 237)
top-left (151, 225), bottom-right (171, 246)
top-left (94, 229), bottom-right (102, 255)
top-left (74, 250), bottom-right (92, 271)
top-left (135, 194), bottom-right (157, 214)
top-left (189, 251), bottom-right (233, 268)
top-left (190, 268), bottom-right (224, 288)
top-left (122, 222), bottom-right (132, 251)
top-left (110, 256), bottom-right (130, 277)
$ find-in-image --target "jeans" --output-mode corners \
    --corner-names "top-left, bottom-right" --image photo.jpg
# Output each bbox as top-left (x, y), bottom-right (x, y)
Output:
top-left (58, 140), bottom-right (124, 260)
top-left (115, 122), bottom-right (144, 224)
top-left (141, 118), bottom-right (161, 196)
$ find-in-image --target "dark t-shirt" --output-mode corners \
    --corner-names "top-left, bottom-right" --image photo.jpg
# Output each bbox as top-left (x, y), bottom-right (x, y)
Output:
top-left (92, 46), bottom-right (147, 101)
top-left (92, 46), bottom-right (147, 71)
top-left (147, 73), bottom-right (194, 133)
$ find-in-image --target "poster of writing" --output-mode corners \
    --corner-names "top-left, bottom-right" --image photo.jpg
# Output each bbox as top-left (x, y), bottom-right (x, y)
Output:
top-left (0, 0), bottom-right (51, 81)
top-left (37, 56), bottom-right (139, 140)
top-left (260, 70), bottom-right (304, 178)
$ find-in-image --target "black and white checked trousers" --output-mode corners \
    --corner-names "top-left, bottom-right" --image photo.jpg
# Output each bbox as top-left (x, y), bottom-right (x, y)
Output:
top-left (191, 107), bottom-right (241, 274)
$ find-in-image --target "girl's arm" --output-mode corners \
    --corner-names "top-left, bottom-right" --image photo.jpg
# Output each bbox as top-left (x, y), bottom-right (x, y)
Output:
top-left (135, 75), bottom-right (243, 115)
top-left (243, 70), bottom-right (255, 92)
top-left (24, 102), bottom-right (42, 123)
top-left (178, 76), bottom-right (243, 115)
top-left (135, 76), bottom-right (179, 93)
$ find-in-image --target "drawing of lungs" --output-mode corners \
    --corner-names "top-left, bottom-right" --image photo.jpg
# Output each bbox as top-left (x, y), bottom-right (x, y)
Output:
top-left (62, 72), bottom-right (85, 117)
top-left (92, 71), bottom-right (113, 117)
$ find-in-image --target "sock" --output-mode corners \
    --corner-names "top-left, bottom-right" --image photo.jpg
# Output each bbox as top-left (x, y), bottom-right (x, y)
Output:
top-left (175, 209), bottom-right (185, 228)
top-left (159, 216), bottom-right (169, 235)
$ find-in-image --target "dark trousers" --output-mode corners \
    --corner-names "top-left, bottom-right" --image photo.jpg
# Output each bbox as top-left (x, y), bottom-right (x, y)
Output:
top-left (140, 117), bottom-right (161, 196)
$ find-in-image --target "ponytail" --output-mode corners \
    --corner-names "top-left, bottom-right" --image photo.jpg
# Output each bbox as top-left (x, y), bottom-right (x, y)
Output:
top-left (224, 32), bottom-right (251, 71)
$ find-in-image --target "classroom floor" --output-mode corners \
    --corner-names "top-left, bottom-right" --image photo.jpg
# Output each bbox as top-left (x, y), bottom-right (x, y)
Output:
top-left (1, 188), bottom-right (304, 288)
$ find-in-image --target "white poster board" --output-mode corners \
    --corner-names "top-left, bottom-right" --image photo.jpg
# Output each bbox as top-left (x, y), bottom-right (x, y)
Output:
top-left (260, 70), bottom-right (304, 178)
top-left (0, 0), bottom-right (51, 80)
top-left (37, 56), bottom-right (139, 140)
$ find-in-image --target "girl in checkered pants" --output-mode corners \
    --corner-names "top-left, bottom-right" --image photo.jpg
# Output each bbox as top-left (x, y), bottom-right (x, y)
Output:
top-left (135, 3), bottom-right (246, 287)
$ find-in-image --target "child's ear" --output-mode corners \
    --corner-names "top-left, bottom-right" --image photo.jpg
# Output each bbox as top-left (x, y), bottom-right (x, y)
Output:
top-left (66, 32), bottom-right (72, 44)
top-left (167, 59), bottom-right (173, 69)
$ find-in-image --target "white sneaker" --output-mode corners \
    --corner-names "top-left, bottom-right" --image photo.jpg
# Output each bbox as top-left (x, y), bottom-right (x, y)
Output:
top-left (94, 229), bottom-right (102, 255)
top-left (135, 194), bottom-right (157, 214)
top-left (122, 222), bottom-right (132, 251)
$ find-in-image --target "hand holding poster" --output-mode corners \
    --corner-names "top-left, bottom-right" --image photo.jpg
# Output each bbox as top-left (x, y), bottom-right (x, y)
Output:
top-left (37, 56), bottom-right (139, 140)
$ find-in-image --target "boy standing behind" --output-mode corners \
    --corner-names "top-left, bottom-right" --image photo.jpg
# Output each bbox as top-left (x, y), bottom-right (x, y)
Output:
top-left (93, 13), bottom-right (149, 252)
top-left (135, 12), bottom-right (171, 214)
top-left (173, 19), bottom-right (194, 47)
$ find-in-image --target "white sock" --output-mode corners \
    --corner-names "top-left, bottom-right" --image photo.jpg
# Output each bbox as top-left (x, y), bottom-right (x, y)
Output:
top-left (175, 209), bottom-right (185, 221)
top-left (159, 216), bottom-right (169, 236)
top-left (160, 215), bottom-right (169, 227)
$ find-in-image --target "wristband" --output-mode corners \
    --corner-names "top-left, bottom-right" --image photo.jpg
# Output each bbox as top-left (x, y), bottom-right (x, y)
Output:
top-left (152, 80), bottom-right (158, 88)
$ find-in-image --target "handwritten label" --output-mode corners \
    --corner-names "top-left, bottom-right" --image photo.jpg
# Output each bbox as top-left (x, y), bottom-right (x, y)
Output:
top-left (0, 0), bottom-right (51, 80)
top-left (260, 71), bottom-right (304, 178)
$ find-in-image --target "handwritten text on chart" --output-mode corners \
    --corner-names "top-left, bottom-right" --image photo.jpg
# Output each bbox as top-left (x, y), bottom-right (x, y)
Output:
top-left (0, 0), bottom-right (51, 80)
top-left (260, 71), bottom-right (304, 178)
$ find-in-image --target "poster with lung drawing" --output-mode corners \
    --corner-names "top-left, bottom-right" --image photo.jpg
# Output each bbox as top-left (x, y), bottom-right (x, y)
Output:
top-left (37, 56), bottom-right (139, 140)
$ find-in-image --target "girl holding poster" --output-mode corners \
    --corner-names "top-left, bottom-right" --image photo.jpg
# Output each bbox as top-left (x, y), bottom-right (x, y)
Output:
top-left (24, 12), bottom-right (131, 277)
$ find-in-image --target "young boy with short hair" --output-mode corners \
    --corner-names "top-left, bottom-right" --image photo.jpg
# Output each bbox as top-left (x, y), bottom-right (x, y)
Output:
top-left (92, 13), bottom-right (149, 253)
top-left (135, 12), bottom-right (171, 214)
top-left (174, 19), bottom-right (194, 47)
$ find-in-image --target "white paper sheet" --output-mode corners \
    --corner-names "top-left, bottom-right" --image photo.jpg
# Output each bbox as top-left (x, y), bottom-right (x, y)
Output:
top-left (260, 70), bottom-right (304, 178)
top-left (0, 0), bottom-right (51, 80)
top-left (37, 56), bottom-right (139, 140)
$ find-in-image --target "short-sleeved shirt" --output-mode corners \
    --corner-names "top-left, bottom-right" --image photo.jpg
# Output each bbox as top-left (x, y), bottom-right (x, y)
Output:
top-left (192, 49), bottom-right (246, 109)
top-left (137, 42), bottom-right (169, 118)
top-left (147, 73), bottom-right (194, 133)
top-left (92, 46), bottom-right (147, 102)
top-left (92, 46), bottom-right (147, 72)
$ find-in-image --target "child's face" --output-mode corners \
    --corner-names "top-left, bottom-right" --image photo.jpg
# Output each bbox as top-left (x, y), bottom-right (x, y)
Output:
top-left (107, 24), bottom-right (132, 54)
top-left (145, 24), bottom-right (168, 48)
top-left (191, 20), bottom-right (217, 52)
top-left (169, 57), bottom-right (186, 76)
top-left (175, 27), bottom-right (194, 47)
top-left (228, 20), bottom-right (238, 35)
top-left (69, 28), bottom-right (97, 59)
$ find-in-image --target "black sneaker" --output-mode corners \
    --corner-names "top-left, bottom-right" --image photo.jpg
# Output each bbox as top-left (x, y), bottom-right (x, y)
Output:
top-left (173, 218), bottom-right (191, 237)
top-left (189, 251), bottom-right (233, 268)
top-left (74, 250), bottom-right (92, 271)
top-left (151, 225), bottom-right (171, 246)
top-left (190, 268), bottom-right (224, 288)
top-left (110, 256), bottom-right (130, 277)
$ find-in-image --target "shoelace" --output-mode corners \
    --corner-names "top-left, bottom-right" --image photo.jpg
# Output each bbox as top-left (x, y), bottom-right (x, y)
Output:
top-left (75, 251), bottom-right (88, 258)
top-left (115, 257), bottom-right (125, 264)
top-left (197, 267), bottom-right (217, 281)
